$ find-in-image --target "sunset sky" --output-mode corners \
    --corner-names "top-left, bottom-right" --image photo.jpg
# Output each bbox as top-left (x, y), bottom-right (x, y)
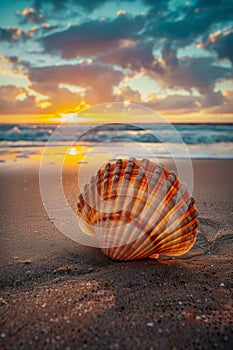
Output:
top-left (0, 0), bottom-right (233, 123)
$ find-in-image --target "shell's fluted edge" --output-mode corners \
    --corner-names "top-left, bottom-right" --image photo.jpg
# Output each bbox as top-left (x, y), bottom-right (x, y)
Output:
top-left (77, 158), bottom-right (198, 261)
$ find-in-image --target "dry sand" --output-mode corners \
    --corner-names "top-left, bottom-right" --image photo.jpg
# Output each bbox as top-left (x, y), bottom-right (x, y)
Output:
top-left (0, 159), bottom-right (233, 350)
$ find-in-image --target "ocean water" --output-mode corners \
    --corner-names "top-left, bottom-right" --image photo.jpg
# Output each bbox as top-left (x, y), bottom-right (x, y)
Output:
top-left (0, 123), bottom-right (233, 159)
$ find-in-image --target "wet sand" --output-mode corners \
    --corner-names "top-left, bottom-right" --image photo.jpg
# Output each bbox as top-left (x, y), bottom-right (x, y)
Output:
top-left (0, 159), bottom-right (233, 350)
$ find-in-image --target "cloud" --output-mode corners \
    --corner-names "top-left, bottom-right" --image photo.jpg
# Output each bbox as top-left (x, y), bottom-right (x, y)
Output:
top-left (195, 0), bottom-right (233, 22)
top-left (117, 10), bottom-right (126, 16)
top-left (29, 62), bottom-right (124, 105)
top-left (146, 89), bottom-right (227, 114)
top-left (29, 63), bottom-right (122, 86)
top-left (0, 54), bottom-right (31, 73)
top-left (0, 85), bottom-right (24, 101)
top-left (205, 30), bottom-right (233, 65)
top-left (26, 26), bottom-right (38, 37)
top-left (0, 85), bottom-right (41, 114)
top-left (115, 86), bottom-right (143, 103)
top-left (0, 27), bottom-right (24, 42)
top-left (17, 7), bottom-right (44, 23)
top-left (33, 0), bottom-right (109, 12)
top-left (147, 94), bottom-right (201, 113)
top-left (0, 54), bottom-right (27, 81)
top-left (0, 25), bottom-right (40, 43)
top-left (7, 56), bottom-right (20, 63)
top-left (40, 15), bottom-right (145, 58)
top-left (0, 83), bottom-right (84, 114)
top-left (100, 41), bottom-right (155, 70)
top-left (0, 0), bottom-right (232, 118)
top-left (204, 90), bottom-right (233, 113)
top-left (32, 0), bottom-right (166, 12)
top-left (161, 43), bottom-right (178, 68)
top-left (201, 90), bottom-right (226, 108)
top-left (172, 57), bottom-right (231, 93)
top-left (147, 47), bottom-right (232, 94)
top-left (29, 82), bottom-right (84, 112)
top-left (145, 0), bottom-right (233, 47)
top-left (33, 0), bottom-right (165, 13)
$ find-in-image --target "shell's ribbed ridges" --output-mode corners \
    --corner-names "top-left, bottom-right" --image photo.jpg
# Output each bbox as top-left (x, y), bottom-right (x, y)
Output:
top-left (77, 158), bottom-right (198, 261)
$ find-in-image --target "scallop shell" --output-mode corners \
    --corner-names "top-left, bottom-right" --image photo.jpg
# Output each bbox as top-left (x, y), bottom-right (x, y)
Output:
top-left (77, 158), bottom-right (198, 261)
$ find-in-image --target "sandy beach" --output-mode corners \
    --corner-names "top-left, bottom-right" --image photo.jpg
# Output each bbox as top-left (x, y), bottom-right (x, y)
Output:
top-left (0, 159), bottom-right (233, 350)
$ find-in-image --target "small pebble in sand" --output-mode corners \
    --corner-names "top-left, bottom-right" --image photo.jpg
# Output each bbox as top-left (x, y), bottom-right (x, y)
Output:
top-left (147, 322), bottom-right (154, 327)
